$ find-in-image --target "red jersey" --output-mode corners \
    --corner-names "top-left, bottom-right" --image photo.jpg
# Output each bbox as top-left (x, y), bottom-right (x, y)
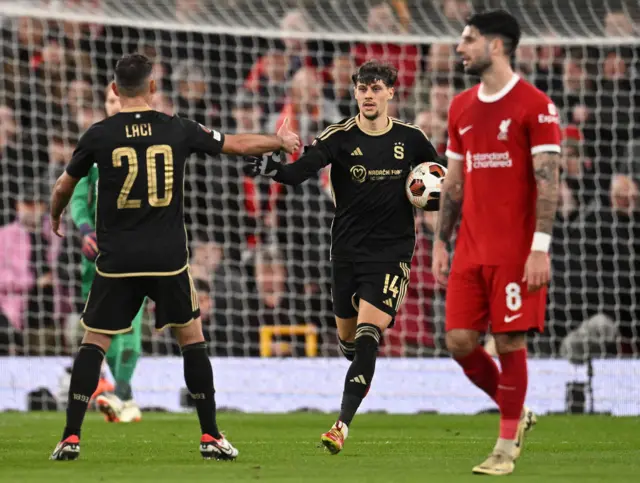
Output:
top-left (445, 75), bottom-right (561, 266)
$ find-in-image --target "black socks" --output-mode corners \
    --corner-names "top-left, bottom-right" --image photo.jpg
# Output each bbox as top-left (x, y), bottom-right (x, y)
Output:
top-left (182, 342), bottom-right (221, 439)
top-left (62, 343), bottom-right (105, 440)
top-left (338, 323), bottom-right (382, 426)
top-left (338, 337), bottom-right (356, 361)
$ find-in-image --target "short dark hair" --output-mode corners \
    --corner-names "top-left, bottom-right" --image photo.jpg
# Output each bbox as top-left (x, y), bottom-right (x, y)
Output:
top-left (467, 10), bottom-right (521, 56)
top-left (114, 53), bottom-right (153, 97)
top-left (351, 60), bottom-right (398, 88)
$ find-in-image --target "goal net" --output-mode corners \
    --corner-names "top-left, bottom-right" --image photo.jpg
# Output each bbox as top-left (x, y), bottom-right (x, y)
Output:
top-left (0, 0), bottom-right (639, 415)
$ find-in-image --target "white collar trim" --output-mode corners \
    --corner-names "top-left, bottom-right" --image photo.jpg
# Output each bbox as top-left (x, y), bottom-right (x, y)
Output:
top-left (477, 74), bottom-right (520, 103)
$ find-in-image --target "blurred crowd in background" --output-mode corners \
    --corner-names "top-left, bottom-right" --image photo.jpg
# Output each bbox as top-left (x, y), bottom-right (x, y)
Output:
top-left (0, 0), bottom-right (638, 360)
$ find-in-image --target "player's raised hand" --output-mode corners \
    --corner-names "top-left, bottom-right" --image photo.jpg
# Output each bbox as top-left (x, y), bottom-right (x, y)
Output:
top-left (243, 152), bottom-right (284, 178)
top-left (277, 117), bottom-right (301, 154)
top-left (522, 251), bottom-right (550, 292)
top-left (432, 239), bottom-right (450, 287)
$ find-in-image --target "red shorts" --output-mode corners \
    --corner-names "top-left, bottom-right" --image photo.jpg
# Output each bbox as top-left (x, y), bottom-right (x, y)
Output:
top-left (445, 264), bottom-right (546, 334)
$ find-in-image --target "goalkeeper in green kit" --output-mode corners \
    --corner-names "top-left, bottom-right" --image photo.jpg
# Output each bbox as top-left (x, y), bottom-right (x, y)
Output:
top-left (69, 85), bottom-right (143, 423)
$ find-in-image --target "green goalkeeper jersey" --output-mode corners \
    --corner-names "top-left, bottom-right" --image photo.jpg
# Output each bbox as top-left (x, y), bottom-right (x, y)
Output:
top-left (70, 163), bottom-right (99, 295)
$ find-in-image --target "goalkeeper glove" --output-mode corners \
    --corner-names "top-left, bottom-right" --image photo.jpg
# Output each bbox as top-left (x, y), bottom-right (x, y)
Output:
top-left (243, 151), bottom-right (284, 178)
top-left (79, 223), bottom-right (98, 261)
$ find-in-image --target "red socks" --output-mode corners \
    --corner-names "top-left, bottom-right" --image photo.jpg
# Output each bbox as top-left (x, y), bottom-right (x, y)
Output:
top-left (497, 348), bottom-right (528, 439)
top-left (455, 346), bottom-right (528, 441)
top-left (454, 345), bottom-right (499, 402)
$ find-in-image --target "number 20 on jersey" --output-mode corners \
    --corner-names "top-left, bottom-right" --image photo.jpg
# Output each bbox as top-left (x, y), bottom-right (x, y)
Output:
top-left (112, 145), bottom-right (174, 209)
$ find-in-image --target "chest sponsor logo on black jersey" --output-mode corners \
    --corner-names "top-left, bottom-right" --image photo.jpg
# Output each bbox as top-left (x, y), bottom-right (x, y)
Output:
top-left (350, 165), bottom-right (403, 183)
top-left (350, 165), bottom-right (367, 183)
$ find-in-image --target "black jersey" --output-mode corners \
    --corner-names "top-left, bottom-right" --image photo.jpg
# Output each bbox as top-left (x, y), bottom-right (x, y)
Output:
top-left (273, 116), bottom-right (438, 263)
top-left (65, 109), bottom-right (225, 276)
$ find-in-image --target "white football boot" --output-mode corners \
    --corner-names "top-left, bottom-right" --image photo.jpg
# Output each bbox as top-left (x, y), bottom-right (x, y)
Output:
top-left (200, 433), bottom-right (239, 461)
top-left (95, 393), bottom-right (125, 422)
top-left (119, 400), bottom-right (142, 422)
top-left (513, 405), bottom-right (537, 460)
top-left (50, 435), bottom-right (80, 461)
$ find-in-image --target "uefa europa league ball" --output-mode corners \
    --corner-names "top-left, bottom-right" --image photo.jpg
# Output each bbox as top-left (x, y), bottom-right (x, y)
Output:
top-left (405, 161), bottom-right (447, 211)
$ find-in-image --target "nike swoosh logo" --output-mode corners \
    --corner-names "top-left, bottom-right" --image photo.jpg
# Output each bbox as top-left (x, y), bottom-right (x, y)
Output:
top-left (217, 442), bottom-right (235, 454)
top-left (459, 125), bottom-right (473, 135)
top-left (203, 442), bottom-right (234, 456)
top-left (504, 314), bottom-right (523, 323)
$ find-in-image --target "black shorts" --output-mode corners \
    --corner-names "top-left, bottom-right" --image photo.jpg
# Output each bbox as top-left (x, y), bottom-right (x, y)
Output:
top-left (81, 268), bottom-right (200, 334)
top-left (332, 260), bottom-right (411, 323)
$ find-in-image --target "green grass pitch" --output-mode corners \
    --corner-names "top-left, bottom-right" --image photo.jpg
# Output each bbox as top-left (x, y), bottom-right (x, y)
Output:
top-left (0, 412), bottom-right (639, 482)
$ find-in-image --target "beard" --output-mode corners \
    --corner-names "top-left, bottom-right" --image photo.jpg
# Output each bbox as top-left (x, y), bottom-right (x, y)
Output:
top-left (464, 57), bottom-right (492, 77)
top-left (362, 109), bottom-right (380, 121)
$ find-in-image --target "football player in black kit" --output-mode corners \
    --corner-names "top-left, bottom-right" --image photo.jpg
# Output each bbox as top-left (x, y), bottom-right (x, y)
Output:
top-left (48, 53), bottom-right (300, 461)
top-left (244, 60), bottom-right (440, 454)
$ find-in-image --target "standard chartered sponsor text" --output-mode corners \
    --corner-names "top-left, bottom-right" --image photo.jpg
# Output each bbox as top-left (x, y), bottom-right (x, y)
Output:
top-left (471, 152), bottom-right (512, 169)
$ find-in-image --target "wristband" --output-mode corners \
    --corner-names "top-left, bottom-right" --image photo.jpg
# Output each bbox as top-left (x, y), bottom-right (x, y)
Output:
top-left (531, 232), bottom-right (551, 253)
top-left (79, 223), bottom-right (94, 237)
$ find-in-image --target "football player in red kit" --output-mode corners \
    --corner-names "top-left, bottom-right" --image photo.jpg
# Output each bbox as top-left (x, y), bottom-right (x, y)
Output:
top-left (432, 10), bottom-right (561, 476)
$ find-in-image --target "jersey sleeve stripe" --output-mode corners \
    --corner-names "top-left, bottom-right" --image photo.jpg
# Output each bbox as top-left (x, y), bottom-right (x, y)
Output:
top-left (531, 144), bottom-right (561, 155)
top-left (319, 120), bottom-right (356, 141)
top-left (318, 118), bottom-right (356, 140)
top-left (445, 149), bottom-right (464, 161)
top-left (391, 118), bottom-right (431, 140)
top-left (390, 118), bottom-right (417, 129)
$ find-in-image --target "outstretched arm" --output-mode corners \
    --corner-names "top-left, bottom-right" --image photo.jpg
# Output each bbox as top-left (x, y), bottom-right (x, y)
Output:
top-left (222, 117), bottom-right (300, 156)
top-left (222, 133), bottom-right (292, 156)
top-left (244, 145), bottom-right (332, 186)
top-left (190, 117), bottom-right (300, 157)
